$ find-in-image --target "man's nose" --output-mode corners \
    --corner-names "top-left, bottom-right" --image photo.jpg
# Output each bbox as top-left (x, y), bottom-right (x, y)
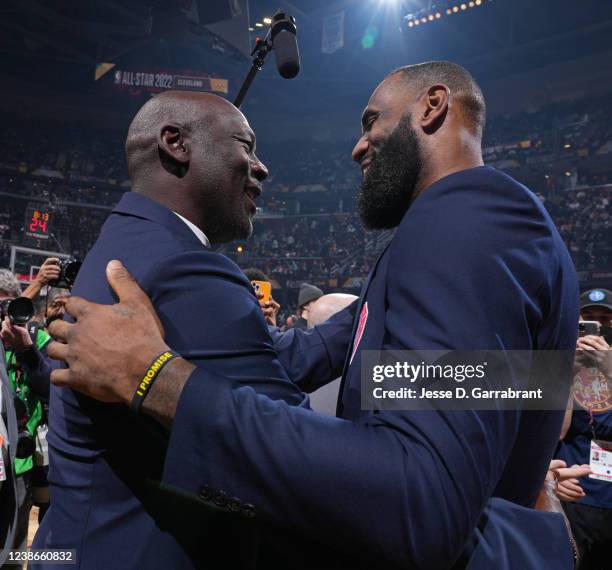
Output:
top-left (251, 156), bottom-right (269, 181)
top-left (352, 136), bottom-right (369, 164)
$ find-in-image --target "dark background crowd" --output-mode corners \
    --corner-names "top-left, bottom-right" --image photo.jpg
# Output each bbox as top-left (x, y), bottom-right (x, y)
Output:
top-left (1, 0), bottom-right (612, 567)
top-left (1, 92), bottom-right (611, 311)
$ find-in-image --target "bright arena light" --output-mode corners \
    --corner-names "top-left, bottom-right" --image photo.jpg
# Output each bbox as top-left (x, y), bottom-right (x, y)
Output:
top-left (404, 0), bottom-right (489, 32)
top-left (262, 17), bottom-right (272, 25)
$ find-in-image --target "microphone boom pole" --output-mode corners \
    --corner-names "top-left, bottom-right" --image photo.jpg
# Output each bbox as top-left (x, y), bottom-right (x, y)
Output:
top-left (234, 12), bottom-right (299, 108)
top-left (234, 32), bottom-right (273, 108)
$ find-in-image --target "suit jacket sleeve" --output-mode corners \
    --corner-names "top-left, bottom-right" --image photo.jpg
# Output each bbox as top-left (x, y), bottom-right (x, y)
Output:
top-left (272, 300), bottom-right (358, 392)
top-left (139, 249), bottom-right (308, 406)
top-left (162, 186), bottom-right (573, 568)
top-left (464, 498), bottom-right (573, 570)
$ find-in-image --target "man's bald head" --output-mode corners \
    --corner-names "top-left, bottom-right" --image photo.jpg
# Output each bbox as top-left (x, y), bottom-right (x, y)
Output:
top-left (122, 90), bottom-right (267, 244)
top-left (307, 294), bottom-right (358, 328)
top-left (125, 91), bottom-right (240, 181)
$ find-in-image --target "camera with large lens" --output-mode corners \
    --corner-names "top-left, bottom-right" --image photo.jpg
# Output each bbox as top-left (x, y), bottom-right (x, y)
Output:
top-left (49, 258), bottom-right (82, 289)
top-left (0, 296), bottom-right (34, 325)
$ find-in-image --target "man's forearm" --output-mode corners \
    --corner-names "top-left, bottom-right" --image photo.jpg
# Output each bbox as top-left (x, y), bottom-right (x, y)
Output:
top-left (274, 302), bottom-right (356, 391)
top-left (162, 367), bottom-right (528, 569)
top-left (22, 280), bottom-right (43, 300)
top-left (141, 357), bottom-right (195, 429)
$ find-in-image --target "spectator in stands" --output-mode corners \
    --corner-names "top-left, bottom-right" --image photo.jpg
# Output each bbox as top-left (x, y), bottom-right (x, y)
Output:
top-left (1, 93), bottom-right (612, 289)
top-left (295, 283), bottom-right (324, 330)
top-left (242, 267), bottom-right (281, 327)
top-left (556, 288), bottom-right (612, 569)
top-left (44, 288), bottom-right (70, 328)
top-left (305, 293), bottom-right (359, 415)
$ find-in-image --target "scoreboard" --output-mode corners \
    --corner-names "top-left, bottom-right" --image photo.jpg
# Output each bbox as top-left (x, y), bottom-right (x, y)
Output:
top-left (24, 204), bottom-right (52, 243)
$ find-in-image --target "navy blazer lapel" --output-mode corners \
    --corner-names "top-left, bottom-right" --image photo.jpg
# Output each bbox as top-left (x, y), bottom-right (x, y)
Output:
top-left (112, 192), bottom-right (205, 250)
top-left (335, 239), bottom-right (392, 415)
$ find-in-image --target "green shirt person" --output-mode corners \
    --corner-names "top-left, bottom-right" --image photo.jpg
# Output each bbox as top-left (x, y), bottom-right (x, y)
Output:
top-left (4, 326), bottom-right (51, 474)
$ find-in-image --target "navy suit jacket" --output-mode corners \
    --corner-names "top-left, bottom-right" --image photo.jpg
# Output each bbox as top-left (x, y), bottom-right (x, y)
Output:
top-left (162, 167), bottom-right (578, 568)
top-left (33, 192), bottom-right (308, 569)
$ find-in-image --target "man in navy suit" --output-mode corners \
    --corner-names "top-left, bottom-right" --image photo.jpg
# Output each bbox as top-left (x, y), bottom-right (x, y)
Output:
top-left (46, 62), bottom-right (578, 569)
top-left (32, 91), bottom-right (313, 568)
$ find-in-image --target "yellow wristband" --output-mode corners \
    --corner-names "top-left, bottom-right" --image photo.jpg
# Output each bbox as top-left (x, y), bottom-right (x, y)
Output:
top-left (130, 350), bottom-right (179, 413)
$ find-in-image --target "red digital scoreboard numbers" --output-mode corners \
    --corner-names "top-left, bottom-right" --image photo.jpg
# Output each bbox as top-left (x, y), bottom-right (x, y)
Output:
top-left (25, 205), bottom-right (51, 241)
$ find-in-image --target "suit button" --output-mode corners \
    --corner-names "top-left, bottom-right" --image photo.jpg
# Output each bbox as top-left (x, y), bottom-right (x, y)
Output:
top-left (228, 497), bottom-right (242, 512)
top-left (242, 503), bottom-right (256, 518)
top-left (199, 485), bottom-right (213, 501)
top-left (213, 490), bottom-right (228, 508)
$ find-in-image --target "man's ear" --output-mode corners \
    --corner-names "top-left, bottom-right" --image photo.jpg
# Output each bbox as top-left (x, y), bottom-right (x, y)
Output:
top-left (420, 84), bottom-right (450, 134)
top-left (158, 124), bottom-right (190, 178)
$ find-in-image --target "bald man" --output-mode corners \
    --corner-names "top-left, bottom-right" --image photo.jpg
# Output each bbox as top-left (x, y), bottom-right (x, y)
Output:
top-left (42, 63), bottom-right (579, 569)
top-left (305, 294), bottom-right (357, 416)
top-left (32, 91), bottom-right (309, 569)
top-left (307, 294), bottom-right (359, 329)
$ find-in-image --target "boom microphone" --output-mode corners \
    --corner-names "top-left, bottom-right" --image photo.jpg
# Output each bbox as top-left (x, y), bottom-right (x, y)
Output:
top-left (233, 12), bottom-right (300, 107)
top-left (270, 12), bottom-right (300, 79)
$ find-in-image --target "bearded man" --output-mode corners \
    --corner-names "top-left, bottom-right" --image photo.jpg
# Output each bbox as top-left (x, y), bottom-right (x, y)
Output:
top-left (45, 62), bottom-right (579, 569)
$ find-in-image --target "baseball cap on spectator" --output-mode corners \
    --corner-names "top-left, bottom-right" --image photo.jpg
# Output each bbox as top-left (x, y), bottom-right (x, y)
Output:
top-left (298, 283), bottom-right (323, 310)
top-left (580, 289), bottom-right (612, 311)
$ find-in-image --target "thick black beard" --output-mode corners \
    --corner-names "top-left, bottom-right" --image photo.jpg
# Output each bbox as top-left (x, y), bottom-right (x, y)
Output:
top-left (357, 113), bottom-right (422, 230)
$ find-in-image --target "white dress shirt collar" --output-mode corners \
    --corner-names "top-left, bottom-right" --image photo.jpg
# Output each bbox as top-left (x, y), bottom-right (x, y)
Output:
top-left (173, 212), bottom-right (210, 248)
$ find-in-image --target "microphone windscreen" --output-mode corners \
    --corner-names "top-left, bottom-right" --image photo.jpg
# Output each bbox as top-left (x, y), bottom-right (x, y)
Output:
top-left (273, 30), bottom-right (300, 79)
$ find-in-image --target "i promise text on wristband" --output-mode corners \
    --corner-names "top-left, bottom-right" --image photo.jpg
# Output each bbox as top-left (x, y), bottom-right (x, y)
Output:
top-left (130, 350), bottom-right (179, 413)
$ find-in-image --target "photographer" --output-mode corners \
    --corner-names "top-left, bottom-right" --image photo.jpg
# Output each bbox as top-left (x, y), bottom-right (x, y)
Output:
top-left (44, 288), bottom-right (70, 328)
top-left (21, 257), bottom-right (61, 302)
top-left (556, 288), bottom-right (612, 570)
top-left (0, 268), bottom-right (52, 558)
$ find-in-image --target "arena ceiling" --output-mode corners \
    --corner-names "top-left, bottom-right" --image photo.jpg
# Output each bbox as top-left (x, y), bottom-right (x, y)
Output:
top-left (1, 0), bottom-right (612, 118)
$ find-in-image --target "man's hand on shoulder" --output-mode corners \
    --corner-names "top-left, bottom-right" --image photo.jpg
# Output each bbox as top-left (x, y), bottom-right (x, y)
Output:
top-left (47, 260), bottom-right (174, 405)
